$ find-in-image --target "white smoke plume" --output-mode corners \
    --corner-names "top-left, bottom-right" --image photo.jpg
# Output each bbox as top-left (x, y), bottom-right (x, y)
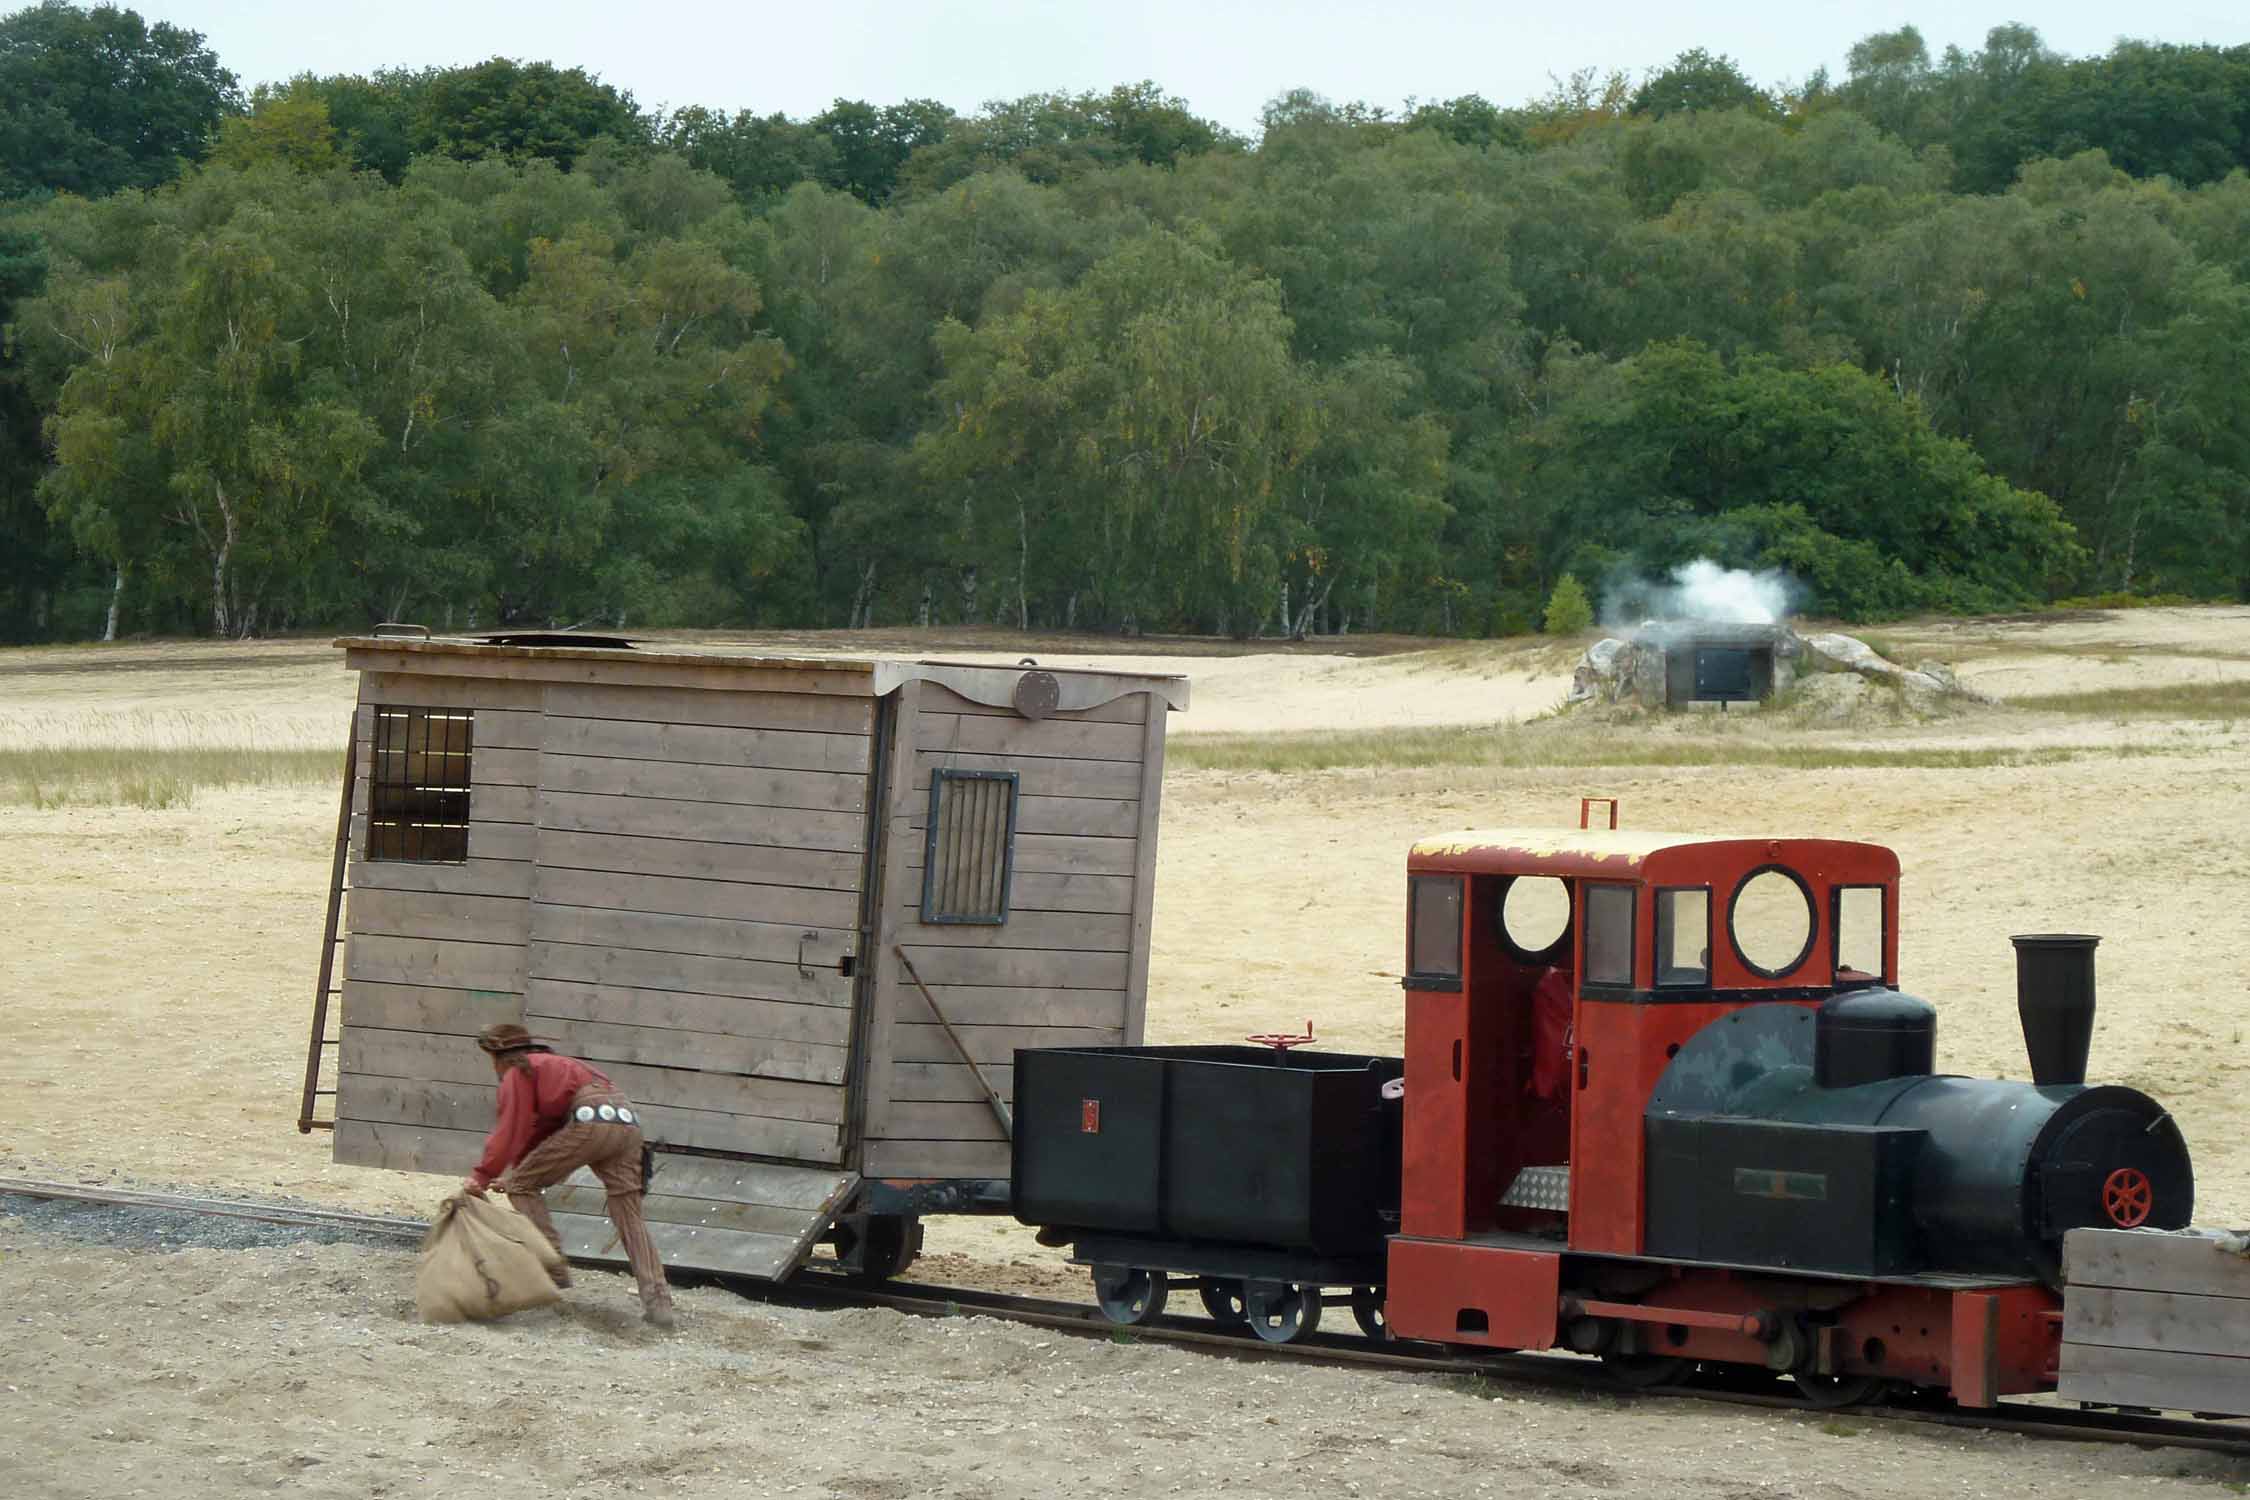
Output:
top-left (1603, 559), bottom-right (1798, 629)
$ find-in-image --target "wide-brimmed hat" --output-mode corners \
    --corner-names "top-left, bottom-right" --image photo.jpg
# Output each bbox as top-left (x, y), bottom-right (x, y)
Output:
top-left (475, 1023), bottom-right (552, 1056)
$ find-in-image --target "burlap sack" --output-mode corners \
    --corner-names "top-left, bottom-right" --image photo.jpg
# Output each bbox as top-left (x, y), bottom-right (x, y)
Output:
top-left (415, 1194), bottom-right (569, 1323)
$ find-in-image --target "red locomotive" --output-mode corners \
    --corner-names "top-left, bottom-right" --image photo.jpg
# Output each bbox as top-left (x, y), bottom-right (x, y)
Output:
top-left (1013, 806), bottom-right (2195, 1407)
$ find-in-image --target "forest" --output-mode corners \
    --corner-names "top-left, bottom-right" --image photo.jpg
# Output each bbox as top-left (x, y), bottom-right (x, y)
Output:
top-left (2, 1), bottom-right (2248, 642)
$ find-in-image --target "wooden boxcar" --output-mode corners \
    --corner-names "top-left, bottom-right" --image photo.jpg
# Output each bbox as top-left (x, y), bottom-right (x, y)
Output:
top-left (302, 632), bottom-right (1187, 1280)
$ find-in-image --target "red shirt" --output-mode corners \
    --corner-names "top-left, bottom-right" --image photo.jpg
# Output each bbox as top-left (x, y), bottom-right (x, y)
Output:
top-left (469, 1051), bottom-right (614, 1190)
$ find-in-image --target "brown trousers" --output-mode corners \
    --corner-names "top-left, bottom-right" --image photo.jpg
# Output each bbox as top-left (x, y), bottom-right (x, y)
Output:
top-left (494, 1087), bottom-right (672, 1314)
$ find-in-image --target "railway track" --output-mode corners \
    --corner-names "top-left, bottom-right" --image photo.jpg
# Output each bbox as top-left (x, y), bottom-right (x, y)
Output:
top-left (5, 1175), bottom-right (2247, 1460)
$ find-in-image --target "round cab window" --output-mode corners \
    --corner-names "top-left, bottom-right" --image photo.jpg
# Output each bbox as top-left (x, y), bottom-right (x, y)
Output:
top-left (1500, 876), bottom-right (1571, 960)
top-left (1729, 867), bottom-right (1815, 978)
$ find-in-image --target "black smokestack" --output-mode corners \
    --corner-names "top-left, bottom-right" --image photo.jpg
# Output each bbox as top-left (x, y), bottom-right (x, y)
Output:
top-left (2011, 934), bottom-right (2099, 1087)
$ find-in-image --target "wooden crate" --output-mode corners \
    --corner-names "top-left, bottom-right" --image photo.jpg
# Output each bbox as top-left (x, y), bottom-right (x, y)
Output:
top-left (2060, 1227), bottom-right (2250, 1415)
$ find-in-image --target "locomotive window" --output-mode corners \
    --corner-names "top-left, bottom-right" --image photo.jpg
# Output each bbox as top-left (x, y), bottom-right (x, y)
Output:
top-left (1582, 884), bottom-right (1635, 988)
top-left (1835, 885), bottom-right (1886, 983)
top-left (1498, 875), bottom-right (1571, 961)
top-left (1654, 888), bottom-right (1710, 987)
top-left (1407, 875), bottom-right (1464, 989)
top-left (1729, 865), bottom-right (1816, 979)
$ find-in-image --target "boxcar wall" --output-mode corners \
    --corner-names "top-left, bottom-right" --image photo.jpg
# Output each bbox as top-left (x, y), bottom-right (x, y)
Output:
top-left (859, 677), bottom-right (1170, 1181)
top-left (324, 639), bottom-right (1181, 1273)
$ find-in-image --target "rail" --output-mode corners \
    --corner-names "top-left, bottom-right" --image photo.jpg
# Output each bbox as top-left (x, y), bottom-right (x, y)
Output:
top-left (3, 1175), bottom-right (2245, 1459)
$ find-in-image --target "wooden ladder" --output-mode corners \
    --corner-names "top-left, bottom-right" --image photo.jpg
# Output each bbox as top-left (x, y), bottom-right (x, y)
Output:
top-left (297, 715), bottom-right (357, 1133)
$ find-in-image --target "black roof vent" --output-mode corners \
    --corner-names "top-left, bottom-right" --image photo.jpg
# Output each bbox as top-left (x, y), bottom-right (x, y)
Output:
top-left (477, 632), bottom-right (636, 650)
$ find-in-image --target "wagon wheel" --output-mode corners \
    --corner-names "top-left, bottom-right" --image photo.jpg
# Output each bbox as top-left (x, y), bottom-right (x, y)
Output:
top-left (1790, 1372), bottom-right (1891, 1409)
top-left (1349, 1286), bottom-right (1391, 1341)
top-left (1092, 1265), bottom-right (1168, 1325)
top-left (1242, 1280), bottom-right (1323, 1344)
top-left (842, 1214), bottom-right (922, 1285)
top-left (1198, 1279), bottom-right (1250, 1328)
top-left (1601, 1353), bottom-right (1694, 1390)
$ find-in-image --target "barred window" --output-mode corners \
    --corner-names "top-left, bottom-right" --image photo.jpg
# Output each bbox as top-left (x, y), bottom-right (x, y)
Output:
top-left (920, 769), bottom-right (1018, 924)
top-left (368, 707), bottom-right (472, 863)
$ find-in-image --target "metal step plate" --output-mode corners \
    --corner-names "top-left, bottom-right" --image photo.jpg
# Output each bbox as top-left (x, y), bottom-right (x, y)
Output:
top-left (547, 1154), bottom-right (858, 1281)
top-left (1501, 1164), bottom-right (1571, 1213)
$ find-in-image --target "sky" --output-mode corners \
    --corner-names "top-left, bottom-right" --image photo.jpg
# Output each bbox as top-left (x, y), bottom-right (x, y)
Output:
top-left (126, 1), bottom-right (2250, 136)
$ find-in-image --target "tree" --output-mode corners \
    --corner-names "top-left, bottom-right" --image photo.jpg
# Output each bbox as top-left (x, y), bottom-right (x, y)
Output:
top-left (895, 83), bottom-right (1234, 198)
top-left (207, 86), bottom-right (344, 173)
top-left (1518, 339), bottom-right (2080, 617)
top-left (1837, 26), bottom-right (1941, 147)
top-left (657, 105), bottom-right (839, 203)
top-left (811, 97), bottom-right (953, 204)
top-left (0, 222), bottom-right (73, 639)
top-left (286, 69), bottom-right (421, 180)
top-left (1543, 574), bottom-right (1592, 633)
top-left (0, 0), bottom-right (240, 199)
top-left (918, 227), bottom-right (1316, 632)
top-left (417, 58), bottom-right (650, 169)
top-left (1405, 94), bottom-right (1522, 152)
top-left (1630, 49), bottom-right (1778, 120)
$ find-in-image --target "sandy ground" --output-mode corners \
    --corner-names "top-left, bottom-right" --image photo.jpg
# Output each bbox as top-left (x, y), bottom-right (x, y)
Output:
top-left (4, 1217), bottom-right (2245, 1500)
top-left (6, 607), bottom-right (2250, 1493)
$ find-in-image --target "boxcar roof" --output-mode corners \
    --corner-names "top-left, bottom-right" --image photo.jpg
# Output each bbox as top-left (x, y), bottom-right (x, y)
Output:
top-left (334, 636), bottom-right (1191, 709)
top-left (1408, 828), bottom-right (1897, 879)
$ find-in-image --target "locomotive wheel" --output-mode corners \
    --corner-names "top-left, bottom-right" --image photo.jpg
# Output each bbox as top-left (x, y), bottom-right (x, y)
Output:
top-left (1790, 1372), bottom-right (1890, 1409)
top-left (1602, 1353), bottom-right (1694, 1390)
top-left (1349, 1286), bottom-right (1391, 1341)
top-left (1092, 1265), bottom-right (1169, 1325)
top-left (1199, 1279), bottom-right (1250, 1327)
top-left (1243, 1280), bottom-right (1323, 1344)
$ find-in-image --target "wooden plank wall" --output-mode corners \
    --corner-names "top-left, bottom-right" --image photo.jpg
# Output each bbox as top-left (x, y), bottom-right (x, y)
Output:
top-left (2060, 1228), bottom-right (2250, 1414)
top-left (862, 682), bottom-right (1163, 1178)
top-left (334, 673), bottom-right (543, 1174)
top-left (331, 660), bottom-right (1174, 1197)
top-left (521, 681), bottom-right (876, 1167)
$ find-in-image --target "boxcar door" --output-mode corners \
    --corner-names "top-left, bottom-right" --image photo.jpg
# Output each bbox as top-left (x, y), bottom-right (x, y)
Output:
top-left (523, 679), bottom-right (876, 1279)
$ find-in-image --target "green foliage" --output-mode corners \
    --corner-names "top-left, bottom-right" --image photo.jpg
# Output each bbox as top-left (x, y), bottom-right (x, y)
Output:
top-left (1510, 340), bottom-right (2082, 619)
top-left (896, 83), bottom-right (1235, 198)
top-left (4, 22), bottom-right (2250, 642)
top-left (280, 58), bottom-right (650, 181)
top-left (207, 87), bottom-right (343, 174)
top-left (0, 0), bottom-right (240, 199)
top-left (1542, 575), bottom-right (1593, 634)
top-left (1629, 49), bottom-right (1779, 120)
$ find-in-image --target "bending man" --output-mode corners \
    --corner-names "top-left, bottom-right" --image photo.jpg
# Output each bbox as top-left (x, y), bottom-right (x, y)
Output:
top-left (464, 1023), bottom-right (676, 1329)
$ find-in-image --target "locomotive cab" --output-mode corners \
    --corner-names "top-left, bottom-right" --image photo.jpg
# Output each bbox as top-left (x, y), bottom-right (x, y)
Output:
top-left (1396, 827), bottom-right (1902, 1255)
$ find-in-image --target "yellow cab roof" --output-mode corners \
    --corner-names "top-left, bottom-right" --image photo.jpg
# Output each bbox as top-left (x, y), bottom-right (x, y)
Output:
top-left (1406, 828), bottom-right (1899, 881)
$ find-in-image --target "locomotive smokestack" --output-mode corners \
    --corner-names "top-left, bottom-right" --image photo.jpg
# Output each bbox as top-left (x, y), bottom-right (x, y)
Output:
top-left (2011, 934), bottom-right (2099, 1087)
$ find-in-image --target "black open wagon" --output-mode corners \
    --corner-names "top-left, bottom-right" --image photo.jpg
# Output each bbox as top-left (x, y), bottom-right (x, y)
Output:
top-left (1011, 1043), bottom-right (1403, 1341)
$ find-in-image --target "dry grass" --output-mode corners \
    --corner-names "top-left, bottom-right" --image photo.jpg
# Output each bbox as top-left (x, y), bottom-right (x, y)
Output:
top-left (0, 708), bottom-right (347, 753)
top-left (0, 746), bottom-right (341, 809)
top-left (1166, 722), bottom-right (2095, 774)
top-left (2012, 680), bottom-right (2250, 719)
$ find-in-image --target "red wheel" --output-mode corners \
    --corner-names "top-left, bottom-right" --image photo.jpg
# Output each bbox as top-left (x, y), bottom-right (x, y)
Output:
top-left (2102, 1167), bottom-right (2154, 1228)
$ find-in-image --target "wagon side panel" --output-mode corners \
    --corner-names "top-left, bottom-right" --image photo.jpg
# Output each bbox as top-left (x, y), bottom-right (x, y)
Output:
top-left (862, 683), bottom-right (1168, 1181)
top-left (334, 673), bottom-right (542, 1174)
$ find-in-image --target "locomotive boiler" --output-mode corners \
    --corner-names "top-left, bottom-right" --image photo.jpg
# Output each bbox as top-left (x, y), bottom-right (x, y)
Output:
top-left (1013, 811), bottom-right (2197, 1407)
